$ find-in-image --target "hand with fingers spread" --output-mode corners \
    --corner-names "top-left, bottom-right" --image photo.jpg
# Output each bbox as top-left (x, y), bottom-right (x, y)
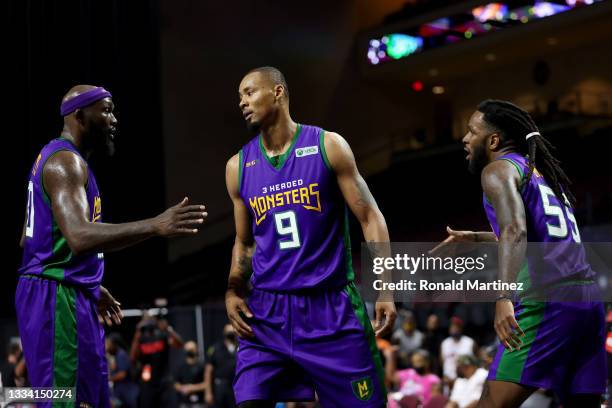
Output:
top-left (97, 285), bottom-right (123, 326)
top-left (153, 197), bottom-right (208, 237)
top-left (225, 289), bottom-right (254, 339)
top-left (494, 298), bottom-right (525, 352)
top-left (429, 226), bottom-right (478, 257)
top-left (374, 300), bottom-right (397, 337)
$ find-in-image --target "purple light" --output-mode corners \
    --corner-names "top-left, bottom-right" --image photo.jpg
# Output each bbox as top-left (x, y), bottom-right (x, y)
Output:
top-left (533, 1), bottom-right (570, 17)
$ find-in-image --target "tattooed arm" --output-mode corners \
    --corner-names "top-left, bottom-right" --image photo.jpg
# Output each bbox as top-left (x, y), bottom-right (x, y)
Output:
top-left (482, 160), bottom-right (527, 351)
top-left (323, 131), bottom-right (397, 335)
top-left (323, 132), bottom-right (389, 245)
top-left (225, 153), bottom-right (255, 338)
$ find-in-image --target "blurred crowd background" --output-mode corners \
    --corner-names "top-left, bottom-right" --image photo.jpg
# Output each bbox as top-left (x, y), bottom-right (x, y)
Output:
top-left (4, 303), bottom-right (612, 407)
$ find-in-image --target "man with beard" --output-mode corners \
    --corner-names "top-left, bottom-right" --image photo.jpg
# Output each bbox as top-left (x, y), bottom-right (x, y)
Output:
top-left (225, 67), bottom-right (396, 407)
top-left (436, 100), bottom-right (605, 406)
top-left (16, 85), bottom-right (207, 407)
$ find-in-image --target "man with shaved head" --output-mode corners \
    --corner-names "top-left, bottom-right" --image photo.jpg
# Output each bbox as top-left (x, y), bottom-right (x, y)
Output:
top-left (16, 85), bottom-right (207, 407)
top-left (225, 67), bottom-right (396, 407)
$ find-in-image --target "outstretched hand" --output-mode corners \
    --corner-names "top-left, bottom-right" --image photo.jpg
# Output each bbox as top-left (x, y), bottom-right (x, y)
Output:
top-left (429, 226), bottom-right (477, 257)
top-left (154, 197), bottom-right (207, 237)
top-left (97, 286), bottom-right (123, 326)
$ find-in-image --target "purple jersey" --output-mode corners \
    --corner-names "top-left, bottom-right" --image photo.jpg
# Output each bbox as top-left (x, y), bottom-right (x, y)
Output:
top-left (19, 138), bottom-right (104, 297)
top-left (483, 152), bottom-right (594, 288)
top-left (239, 124), bottom-right (353, 291)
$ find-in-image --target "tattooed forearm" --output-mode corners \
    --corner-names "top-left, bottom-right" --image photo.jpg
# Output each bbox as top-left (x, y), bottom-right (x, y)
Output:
top-left (227, 241), bottom-right (254, 295)
top-left (354, 177), bottom-right (375, 209)
top-left (237, 254), bottom-right (253, 280)
top-left (366, 240), bottom-right (385, 258)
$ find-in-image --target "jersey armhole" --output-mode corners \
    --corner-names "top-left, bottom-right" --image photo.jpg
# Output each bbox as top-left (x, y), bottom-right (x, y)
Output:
top-left (40, 149), bottom-right (89, 207)
top-left (498, 157), bottom-right (528, 193)
top-left (237, 149), bottom-right (244, 195)
top-left (319, 129), bottom-right (332, 172)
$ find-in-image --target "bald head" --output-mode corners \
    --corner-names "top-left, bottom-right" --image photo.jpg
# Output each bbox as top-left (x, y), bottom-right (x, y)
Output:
top-left (62, 84), bottom-right (99, 105)
top-left (59, 85), bottom-right (117, 156)
top-left (245, 66), bottom-right (289, 100)
top-left (184, 341), bottom-right (197, 354)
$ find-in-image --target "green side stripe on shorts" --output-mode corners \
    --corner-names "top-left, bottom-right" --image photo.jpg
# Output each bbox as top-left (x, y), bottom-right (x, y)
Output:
top-left (495, 300), bottom-right (546, 382)
top-left (344, 282), bottom-right (387, 403)
top-left (53, 284), bottom-right (78, 398)
top-left (516, 261), bottom-right (531, 294)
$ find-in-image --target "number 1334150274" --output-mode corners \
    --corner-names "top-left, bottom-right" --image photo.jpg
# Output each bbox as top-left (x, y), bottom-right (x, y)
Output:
top-left (1, 387), bottom-right (75, 403)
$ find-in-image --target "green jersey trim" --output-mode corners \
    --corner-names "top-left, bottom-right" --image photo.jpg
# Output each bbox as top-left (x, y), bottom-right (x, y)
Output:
top-left (258, 124), bottom-right (302, 170)
top-left (319, 129), bottom-right (332, 171)
top-left (42, 219), bottom-right (73, 281)
top-left (342, 207), bottom-right (355, 282)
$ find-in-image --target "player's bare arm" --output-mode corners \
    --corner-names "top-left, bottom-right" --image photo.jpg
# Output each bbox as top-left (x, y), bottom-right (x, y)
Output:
top-left (430, 227), bottom-right (497, 257)
top-left (225, 153), bottom-right (255, 338)
top-left (323, 131), bottom-right (397, 336)
top-left (43, 150), bottom-right (207, 256)
top-left (481, 159), bottom-right (527, 351)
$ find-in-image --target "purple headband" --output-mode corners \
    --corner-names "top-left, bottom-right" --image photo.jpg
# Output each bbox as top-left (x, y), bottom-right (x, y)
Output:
top-left (60, 87), bottom-right (112, 116)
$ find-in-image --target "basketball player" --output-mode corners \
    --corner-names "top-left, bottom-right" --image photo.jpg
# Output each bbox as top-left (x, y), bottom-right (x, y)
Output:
top-left (436, 100), bottom-right (605, 406)
top-left (225, 67), bottom-right (397, 407)
top-left (17, 85), bottom-right (207, 407)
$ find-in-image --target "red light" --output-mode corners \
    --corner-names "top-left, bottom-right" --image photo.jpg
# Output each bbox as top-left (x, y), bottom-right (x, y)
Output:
top-left (411, 81), bottom-right (424, 92)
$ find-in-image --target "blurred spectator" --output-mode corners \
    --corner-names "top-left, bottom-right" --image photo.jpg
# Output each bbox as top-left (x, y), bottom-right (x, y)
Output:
top-left (422, 314), bottom-right (445, 375)
top-left (372, 319), bottom-right (393, 354)
top-left (477, 344), bottom-right (497, 371)
top-left (107, 333), bottom-right (139, 408)
top-left (204, 323), bottom-right (237, 408)
top-left (387, 349), bottom-right (443, 408)
top-left (445, 355), bottom-right (487, 408)
top-left (440, 317), bottom-right (475, 383)
top-left (1, 340), bottom-right (26, 387)
top-left (174, 341), bottom-right (206, 408)
top-left (130, 314), bottom-right (183, 408)
top-left (392, 310), bottom-right (424, 366)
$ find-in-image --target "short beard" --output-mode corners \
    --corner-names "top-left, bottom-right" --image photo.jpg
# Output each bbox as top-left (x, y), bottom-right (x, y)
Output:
top-left (468, 143), bottom-right (488, 175)
top-left (246, 120), bottom-right (261, 135)
top-left (105, 138), bottom-right (116, 157)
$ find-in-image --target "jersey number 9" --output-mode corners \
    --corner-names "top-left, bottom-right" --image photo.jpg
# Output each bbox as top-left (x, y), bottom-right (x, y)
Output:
top-left (274, 211), bottom-right (301, 250)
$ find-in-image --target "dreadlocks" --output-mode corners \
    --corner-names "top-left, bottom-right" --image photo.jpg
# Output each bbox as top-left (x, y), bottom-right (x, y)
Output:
top-left (477, 99), bottom-right (575, 206)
